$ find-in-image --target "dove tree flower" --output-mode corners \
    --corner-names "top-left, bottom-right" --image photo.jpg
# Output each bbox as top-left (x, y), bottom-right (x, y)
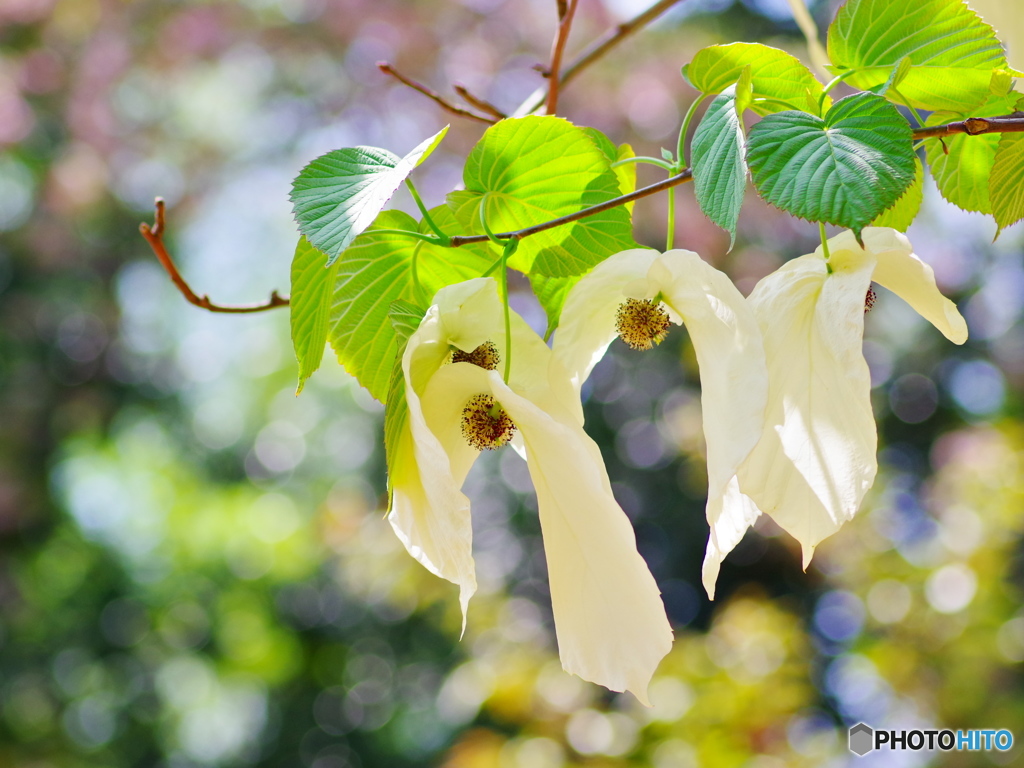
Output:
top-left (553, 248), bottom-right (770, 602)
top-left (388, 277), bottom-right (672, 703)
top-left (732, 227), bottom-right (968, 579)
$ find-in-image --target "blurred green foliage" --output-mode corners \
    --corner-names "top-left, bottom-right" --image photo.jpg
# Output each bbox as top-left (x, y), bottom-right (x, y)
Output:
top-left (1, 0), bottom-right (1023, 766)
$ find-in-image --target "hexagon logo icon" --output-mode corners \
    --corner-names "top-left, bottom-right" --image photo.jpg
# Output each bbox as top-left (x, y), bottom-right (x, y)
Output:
top-left (849, 723), bottom-right (874, 756)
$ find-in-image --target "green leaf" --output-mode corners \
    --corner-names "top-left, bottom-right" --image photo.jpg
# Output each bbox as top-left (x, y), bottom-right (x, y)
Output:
top-left (289, 237), bottom-right (339, 393)
top-left (990, 134), bottom-right (1024, 236)
top-left (291, 125), bottom-right (448, 264)
top-left (448, 115), bottom-right (639, 278)
top-left (414, 205), bottom-right (499, 296)
top-left (876, 56), bottom-right (912, 97)
top-left (327, 208), bottom-right (495, 403)
top-left (871, 156), bottom-right (924, 231)
top-left (746, 93), bottom-right (916, 237)
top-left (530, 272), bottom-right (579, 341)
top-left (583, 126), bottom-right (638, 213)
top-left (922, 93), bottom-right (1019, 214)
top-left (327, 211), bottom-right (421, 402)
top-left (691, 84), bottom-right (748, 247)
top-left (683, 43), bottom-right (828, 116)
top-left (384, 299), bottom-right (426, 510)
top-left (826, 0), bottom-right (1010, 111)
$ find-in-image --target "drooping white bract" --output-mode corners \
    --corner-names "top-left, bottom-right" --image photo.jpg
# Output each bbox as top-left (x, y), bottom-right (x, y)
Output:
top-left (737, 227), bottom-right (968, 570)
top-left (553, 248), bottom-right (769, 601)
top-left (388, 277), bottom-right (672, 704)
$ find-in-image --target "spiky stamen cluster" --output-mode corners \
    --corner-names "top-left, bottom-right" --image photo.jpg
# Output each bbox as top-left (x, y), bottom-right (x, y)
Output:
top-left (615, 298), bottom-right (672, 350)
top-left (865, 286), bottom-right (877, 313)
top-left (452, 340), bottom-right (500, 371)
top-left (461, 394), bottom-right (516, 450)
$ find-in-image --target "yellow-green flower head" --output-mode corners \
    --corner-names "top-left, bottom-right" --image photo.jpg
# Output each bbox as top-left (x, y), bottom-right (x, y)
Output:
top-left (734, 227), bottom-right (968, 584)
top-left (389, 277), bottom-right (672, 704)
top-left (553, 248), bottom-right (770, 602)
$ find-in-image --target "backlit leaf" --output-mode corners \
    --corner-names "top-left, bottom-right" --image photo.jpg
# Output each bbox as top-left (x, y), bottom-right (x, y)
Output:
top-left (683, 43), bottom-right (828, 116)
top-left (290, 237), bottom-right (339, 393)
top-left (990, 134), bottom-right (1024, 236)
top-left (827, 0), bottom-right (1011, 111)
top-left (448, 116), bottom-right (639, 278)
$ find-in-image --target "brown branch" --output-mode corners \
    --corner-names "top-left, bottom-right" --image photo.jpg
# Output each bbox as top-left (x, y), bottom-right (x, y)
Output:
top-left (544, 0), bottom-right (577, 115)
top-left (377, 62), bottom-right (497, 125)
top-left (453, 84), bottom-right (507, 120)
top-left (544, 0), bottom-right (580, 115)
top-left (139, 199), bottom-right (290, 313)
top-left (526, 0), bottom-right (686, 114)
top-left (912, 113), bottom-right (1024, 140)
top-left (449, 168), bottom-right (694, 247)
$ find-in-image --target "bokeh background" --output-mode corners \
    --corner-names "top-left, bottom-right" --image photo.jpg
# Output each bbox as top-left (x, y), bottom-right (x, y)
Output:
top-left (1, 0), bottom-right (1023, 766)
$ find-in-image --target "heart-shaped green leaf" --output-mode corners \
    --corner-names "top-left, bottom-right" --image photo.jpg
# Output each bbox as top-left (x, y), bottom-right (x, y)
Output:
top-left (827, 0), bottom-right (1012, 111)
top-left (290, 126), bottom-right (448, 265)
top-left (318, 208), bottom-right (493, 403)
top-left (746, 93), bottom-right (916, 237)
top-left (683, 42), bottom-right (828, 116)
top-left (692, 82), bottom-right (749, 247)
top-left (448, 115), bottom-right (638, 278)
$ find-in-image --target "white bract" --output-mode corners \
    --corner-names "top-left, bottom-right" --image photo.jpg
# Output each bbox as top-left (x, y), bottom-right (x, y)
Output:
top-left (553, 248), bottom-right (770, 601)
top-left (736, 227), bottom-right (968, 571)
top-left (388, 277), bottom-right (672, 704)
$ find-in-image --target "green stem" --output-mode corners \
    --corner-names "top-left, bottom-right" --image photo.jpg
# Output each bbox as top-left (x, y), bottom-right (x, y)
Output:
top-left (368, 228), bottom-right (444, 245)
top-left (752, 96), bottom-right (805, 112)
top-left (499, 240), bottom-right (517, 385)
top-left (818, 69), bottom-right (858, 112)
top-left (677, 93), bottom-right (709, 168)
top-left (666, 185), bottom-right (675, 250)
top-left (478, 196), bottom-right (518, 385)
top-left (406, 180), bottom-right (450, 245)
top-left (411, 243), bottom-right (425, 304)
top-left (819, 221), bottom-right (833, 273)
top-left (889, 87), bottom-right (926, 129)
top-left (612, 156), bottom-right (676, 171)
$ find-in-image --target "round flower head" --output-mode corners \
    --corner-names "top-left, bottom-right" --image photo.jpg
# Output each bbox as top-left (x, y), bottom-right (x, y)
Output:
top-left (460, 394), bottom-right (516, 450)
top-left (615, 298), bottom-right (672, 350)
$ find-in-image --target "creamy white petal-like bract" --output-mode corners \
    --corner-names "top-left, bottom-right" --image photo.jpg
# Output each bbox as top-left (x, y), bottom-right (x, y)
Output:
top-left (553, 249), bottom-right (769, 600)
top-left (738, 228), bottom-right (967, 568)
top-left (389, 277), bottom-right (672, 704)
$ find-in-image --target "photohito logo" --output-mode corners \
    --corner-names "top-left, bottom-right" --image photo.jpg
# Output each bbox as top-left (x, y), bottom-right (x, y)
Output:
top-left (848, 723), bottom-right (1014, 756)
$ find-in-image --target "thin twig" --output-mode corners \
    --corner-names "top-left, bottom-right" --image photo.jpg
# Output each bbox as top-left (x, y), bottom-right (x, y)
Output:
top-left (453, 84), bottom-right (508, 120)
top-left (449, 168), bottom-right (694, 247)
top-left (377, 62), bottom-right (496, 125)
top-left (912, 114), bottom-right (1024, 140)
top-left (525, 0), bottom-right (686, 114)
top-left (544, 0), bottom-right (579, 115)
top-left (146, 114), bottom-right (1024, 314)
top-left (139, 199), bottom-right (290, 313)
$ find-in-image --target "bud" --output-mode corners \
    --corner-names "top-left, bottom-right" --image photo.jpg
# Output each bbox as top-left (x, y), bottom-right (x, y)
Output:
top-left (461, 394), bottom-right (516, 450)
top-left (615, 298), bottom-right (671, 350)
top-left (452, 341), bottom-right (500, 371)
top-left (865, 286), bottom-right (877, 313)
